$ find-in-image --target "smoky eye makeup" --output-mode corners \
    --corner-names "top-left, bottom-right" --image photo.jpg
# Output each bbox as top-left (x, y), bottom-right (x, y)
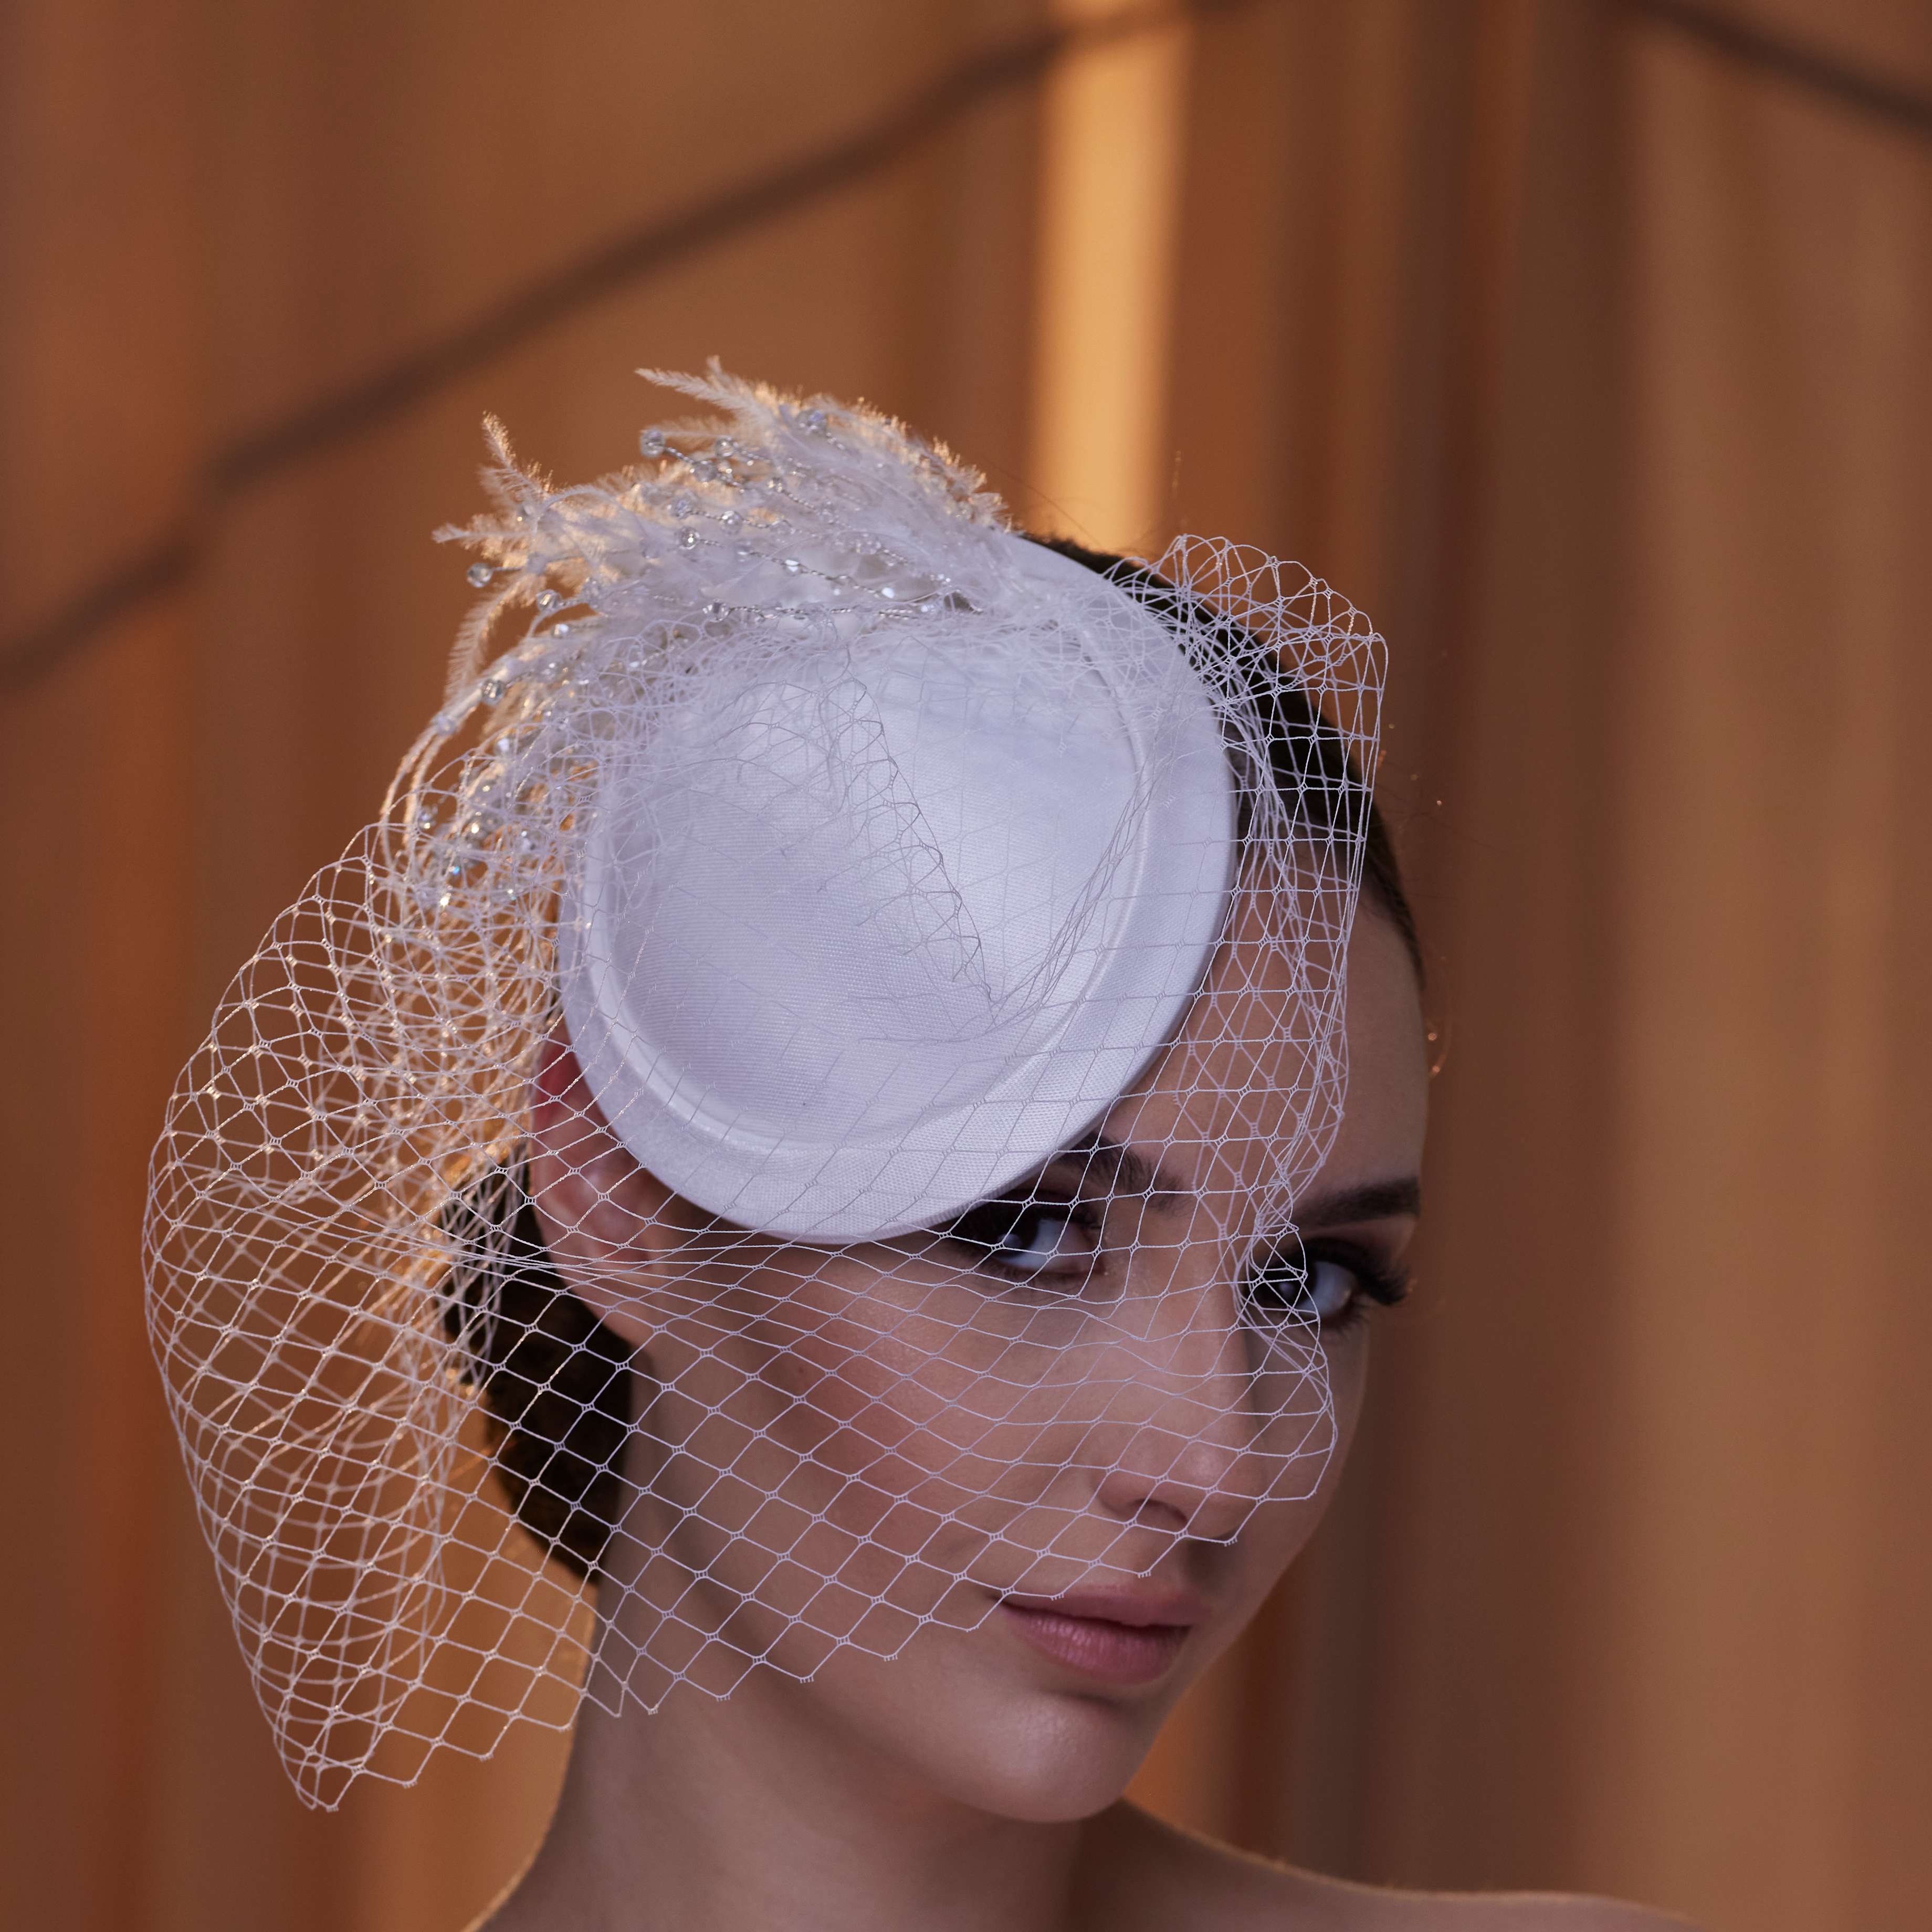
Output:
top-left (939, 1181), bottom-right (1104, 1284)
top-left (1242, 1235), bottom-right (1411, 1333)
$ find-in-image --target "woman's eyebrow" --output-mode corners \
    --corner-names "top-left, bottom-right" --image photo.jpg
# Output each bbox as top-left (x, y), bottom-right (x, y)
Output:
top-left (1294, 1177), bottom-right (1423, 1229)
top-left (1044, 1145), bottom-right (1424, 1227)
top-left (1045, 1132), bottom-right (1190, 1206)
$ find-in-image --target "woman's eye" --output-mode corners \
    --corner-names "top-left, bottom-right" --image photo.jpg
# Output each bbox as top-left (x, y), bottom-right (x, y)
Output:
top-left (1244, 1244), bottom-right (1406, 1330)
top-left (1301, 1257), bottom-right (1363, 1322)
top-left (945, 1198), bottom-right (1098, 1280)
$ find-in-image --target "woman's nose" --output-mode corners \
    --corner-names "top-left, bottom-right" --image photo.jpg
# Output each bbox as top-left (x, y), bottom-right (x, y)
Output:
top-left (1093, 1408), bottom-right (1261, 1543)
top-left (1088, 1265), bottom-right (1304, 1543)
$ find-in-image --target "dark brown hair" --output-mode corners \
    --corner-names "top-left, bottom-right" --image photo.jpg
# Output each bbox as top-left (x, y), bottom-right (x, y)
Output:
top-left (1039, 537), bottom-right (1422, 980)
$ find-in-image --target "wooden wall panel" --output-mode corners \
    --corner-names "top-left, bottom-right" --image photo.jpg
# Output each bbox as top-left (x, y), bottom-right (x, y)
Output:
top-left (1, 4), bottom-right (1048, 1926)
top-left (1139, 9), bottom-right (1932, 1931)
top-left (4, 4), bottom-right (1928, 1929)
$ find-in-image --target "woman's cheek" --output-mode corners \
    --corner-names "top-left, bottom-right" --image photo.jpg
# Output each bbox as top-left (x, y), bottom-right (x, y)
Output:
top-left (1321, 1323), bottom-right (1374, 1437)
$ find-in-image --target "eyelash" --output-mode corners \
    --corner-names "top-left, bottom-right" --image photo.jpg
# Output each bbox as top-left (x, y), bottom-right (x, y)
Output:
top-left (943, 1200), bottom-right (1410, 1332)
top-left (1242, 1239), bottom-right (1411, 1335)
top-left (942, 1193), bottom-right (1100, 1285)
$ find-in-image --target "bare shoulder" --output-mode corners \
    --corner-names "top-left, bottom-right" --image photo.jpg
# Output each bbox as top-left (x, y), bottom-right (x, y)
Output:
top-left (1079, 1805), bottom-right (1700, 1932)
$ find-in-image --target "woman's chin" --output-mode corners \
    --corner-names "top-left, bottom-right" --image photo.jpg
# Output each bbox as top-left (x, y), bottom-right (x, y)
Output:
top-left (803, 1629), bottom-right (1175, 1823)
top-left (902, 1701), bottom-right (1156, 1823)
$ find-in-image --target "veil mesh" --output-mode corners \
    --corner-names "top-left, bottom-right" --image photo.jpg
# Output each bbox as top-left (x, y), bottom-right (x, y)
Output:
top-left (144, 369), bottom-right (1384, 1807)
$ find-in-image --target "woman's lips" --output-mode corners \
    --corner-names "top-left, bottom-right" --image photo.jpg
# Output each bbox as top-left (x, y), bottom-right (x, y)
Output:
top-left (996, 1590), bottom-right (1203, 1688)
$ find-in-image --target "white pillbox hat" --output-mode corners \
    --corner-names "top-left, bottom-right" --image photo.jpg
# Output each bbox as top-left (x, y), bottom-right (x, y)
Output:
top-left (559, 536), bottom-right (1237, 1241)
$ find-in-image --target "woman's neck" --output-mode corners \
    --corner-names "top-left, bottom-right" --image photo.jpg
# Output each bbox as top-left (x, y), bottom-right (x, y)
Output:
top-left (486, 1666), bottom-right (1096, 1932)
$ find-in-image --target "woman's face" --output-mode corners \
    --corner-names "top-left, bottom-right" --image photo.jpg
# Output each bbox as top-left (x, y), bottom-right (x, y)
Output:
top-left (529, 894), bottom-right (1427, 1821)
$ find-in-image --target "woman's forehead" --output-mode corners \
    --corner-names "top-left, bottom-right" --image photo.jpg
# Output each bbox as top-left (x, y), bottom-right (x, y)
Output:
top-left (1098, 901), bottom-right (1425, 1208)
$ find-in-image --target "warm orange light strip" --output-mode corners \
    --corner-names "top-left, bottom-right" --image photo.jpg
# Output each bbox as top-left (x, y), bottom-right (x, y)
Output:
top-left (1030, 0), bottom-right (1192, 553)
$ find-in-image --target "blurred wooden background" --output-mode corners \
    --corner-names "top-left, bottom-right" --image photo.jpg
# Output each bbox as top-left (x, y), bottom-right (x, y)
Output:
top-left (3, 3), bottom-right (1928, 1927)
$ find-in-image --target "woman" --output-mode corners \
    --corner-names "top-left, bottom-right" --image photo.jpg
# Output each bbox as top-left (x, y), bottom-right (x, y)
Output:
top-left (146, 371), bottom-right (1683, 1929)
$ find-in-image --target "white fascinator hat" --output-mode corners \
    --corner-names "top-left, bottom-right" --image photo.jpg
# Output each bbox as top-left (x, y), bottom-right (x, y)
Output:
top-left (560, 523), bottom-right (1237, 1241)
top-left (143, 366), bottom-right (1384, 1806)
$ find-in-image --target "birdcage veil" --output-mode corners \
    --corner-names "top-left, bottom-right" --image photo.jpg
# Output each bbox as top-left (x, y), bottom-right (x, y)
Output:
top-left (144, 366), bottom-right (1384, 1808)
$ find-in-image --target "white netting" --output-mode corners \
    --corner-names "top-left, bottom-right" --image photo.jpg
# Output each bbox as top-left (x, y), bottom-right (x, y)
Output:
top-left (145, 368), bottom-right (1384, 1807)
